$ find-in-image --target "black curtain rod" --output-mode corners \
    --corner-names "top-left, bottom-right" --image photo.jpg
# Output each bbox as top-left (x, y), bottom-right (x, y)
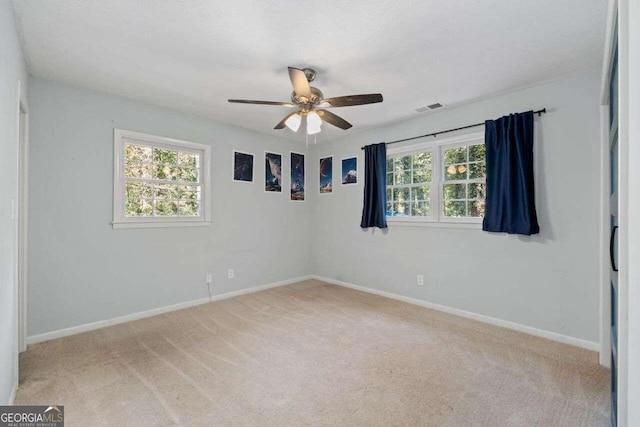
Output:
top-left (360, 108), bottom-right (547, 150)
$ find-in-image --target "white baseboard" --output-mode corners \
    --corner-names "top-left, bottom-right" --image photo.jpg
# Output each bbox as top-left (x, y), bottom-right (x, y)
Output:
top-left (8, 381), bottom-right (17, 405)
top-left (25, 274), bottom-right (600, 354)
top-left (312, 275), bottom-right (600, 352)
top-left (27, 275), bottom-right (312, 345)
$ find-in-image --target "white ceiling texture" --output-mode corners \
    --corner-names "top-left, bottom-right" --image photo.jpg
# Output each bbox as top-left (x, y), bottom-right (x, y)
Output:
top-left (12, 0), bottom-right (607, 141)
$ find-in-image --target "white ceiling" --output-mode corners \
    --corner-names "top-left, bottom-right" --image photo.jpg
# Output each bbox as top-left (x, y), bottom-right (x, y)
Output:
top-left (12, 0), bottom-right (607, 141)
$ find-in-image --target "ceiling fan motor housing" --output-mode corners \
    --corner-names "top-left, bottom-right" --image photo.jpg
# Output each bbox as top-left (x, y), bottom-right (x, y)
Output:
top-left (291, 86), bottom-right (324, 108)
top-left (302, 68), bottom-right (316, 82)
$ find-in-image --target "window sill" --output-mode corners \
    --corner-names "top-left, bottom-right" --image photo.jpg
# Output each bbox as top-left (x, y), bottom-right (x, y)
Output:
top-left (386, 217), bottom-right (482, 229)
top-left (112, 221), bottom-right (212, 229)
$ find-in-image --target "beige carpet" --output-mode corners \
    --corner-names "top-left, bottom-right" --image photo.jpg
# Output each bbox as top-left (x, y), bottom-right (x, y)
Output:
top-left (17, 279), bottom-right (610, 426)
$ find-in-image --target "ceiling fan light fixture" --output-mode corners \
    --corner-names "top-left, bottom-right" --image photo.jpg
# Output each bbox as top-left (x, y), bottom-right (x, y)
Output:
top-left (306, 111), bottom-right (322, 135)
top-left (307, 111), bottom-right (322, 128)
top-left (307, 125), bottom-right (321, 135)
top-left (285, 113), bottom-right (302, 132)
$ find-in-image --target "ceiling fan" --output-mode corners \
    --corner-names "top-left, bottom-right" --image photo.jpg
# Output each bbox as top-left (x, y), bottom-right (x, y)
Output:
top-left (228, 67), bottom-right (383, 135)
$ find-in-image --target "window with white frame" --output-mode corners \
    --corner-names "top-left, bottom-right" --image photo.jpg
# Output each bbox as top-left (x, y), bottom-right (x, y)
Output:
top-left (386, 132), bottom-right (486, 224)
top-left (386, 151), bottom-right (434, 217)
top-left (113, 129), bottom-right (211, 228)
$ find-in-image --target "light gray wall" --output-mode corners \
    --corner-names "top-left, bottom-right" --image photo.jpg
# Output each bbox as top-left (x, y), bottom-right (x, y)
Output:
top-left (308, 73), bottom-right (602, 343)
top-left (0, 0), bottom-right (28, 404)
top-left (27, 77), bottom-right (311, 336)
top-left (27, 72), bottom-right (603, 347)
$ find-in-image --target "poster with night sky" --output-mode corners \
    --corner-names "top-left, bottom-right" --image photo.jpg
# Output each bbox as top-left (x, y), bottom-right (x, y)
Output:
top-left (233, 151), bottom-right (254, 182)
top-left (290, 152), bottom-right (305, 201)
top-left (265, 152), bottom-right (282, 192)
top-left (319, 156), bottom-right (333, 194)
top-left (341, 157), bottom-right (357, 185)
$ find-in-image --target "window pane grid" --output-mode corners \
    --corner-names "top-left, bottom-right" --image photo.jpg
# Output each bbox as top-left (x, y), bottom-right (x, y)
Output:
top-left (442, 143), bottom-right (486, 219)
top-left (442, 178), bottom-right (485, 184)
top-left (125, 144), bottom-right (199, 161)
top-left (385, 139), bottom-right (486, 222)
top-left (387, 152), bottom-right (433, 217)
top-left (125, 176), bottom-right (202, 186)
top-left (387, 182), bottom-right (434, 189)
top-left (124, 180), bottom-right (202, 216)
top-left (124, 142), bottom-right (203, 218)
top-left (125, 159), bottom-right (199, 167)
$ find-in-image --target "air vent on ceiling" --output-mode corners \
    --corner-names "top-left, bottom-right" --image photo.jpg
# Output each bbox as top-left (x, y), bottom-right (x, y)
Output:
top-left (415, 103), bottom-right (444, 113)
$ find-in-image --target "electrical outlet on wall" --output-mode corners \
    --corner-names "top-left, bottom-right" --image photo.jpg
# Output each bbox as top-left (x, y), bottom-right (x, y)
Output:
top-left (206, 274), bottom-right (212, 284)
top-left (228, 269), bottom-right (234, 279)
top-left (417, 275), bottom-right (424, 286)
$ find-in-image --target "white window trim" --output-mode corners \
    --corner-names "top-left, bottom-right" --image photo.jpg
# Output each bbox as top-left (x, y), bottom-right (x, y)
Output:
top-left (386, 131), bottom-right (485, 228)
top-left (112, 129), bottom-right (212, 229)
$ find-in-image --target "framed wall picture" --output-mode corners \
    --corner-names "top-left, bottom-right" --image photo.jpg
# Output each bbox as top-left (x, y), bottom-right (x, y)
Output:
top-left (232, 151), bottom-right (254, 183)
top-left (264, 151), bottom-right (282, 192)
top-left (319, 156), bottom-right (333, 194)
top-left (341, 156), bottom-right (358, 185)
top-left (290, 152), bottom-right (305, 201)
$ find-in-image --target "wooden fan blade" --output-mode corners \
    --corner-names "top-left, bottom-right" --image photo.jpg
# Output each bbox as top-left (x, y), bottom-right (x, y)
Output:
top-left (228, 99), bottom-right (295, 107)
top-left (274, 112), bottom-right (299, 130)
top-left (288, 67), bottom-right (311, 99)
top-left (317, 109), bottom-right (352, 130)
top-left (321, 93), bottom-right (383, 107)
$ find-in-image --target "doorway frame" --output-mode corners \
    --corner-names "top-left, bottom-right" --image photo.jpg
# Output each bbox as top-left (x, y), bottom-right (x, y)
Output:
top-left (599, 0), bottom-right (617, 370)
top-left (600, 0), bottom-right (634, 425)
top-left (15, 79), bottom-right (29, 361)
